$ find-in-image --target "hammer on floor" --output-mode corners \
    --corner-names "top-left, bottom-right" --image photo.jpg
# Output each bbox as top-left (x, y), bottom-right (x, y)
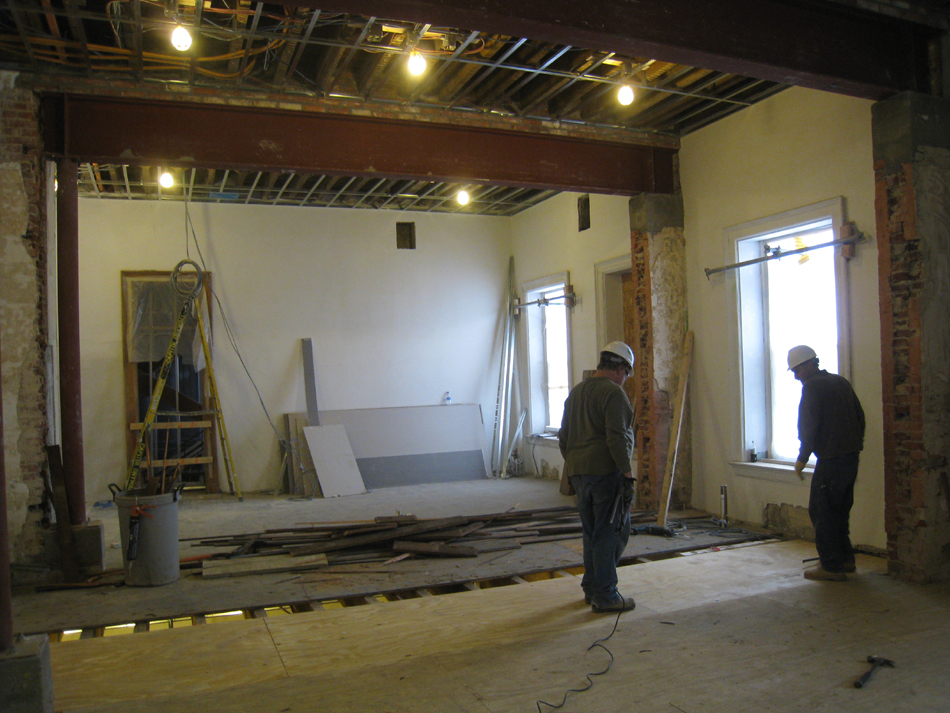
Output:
top-left (854, 655), bottom-right (896, 688)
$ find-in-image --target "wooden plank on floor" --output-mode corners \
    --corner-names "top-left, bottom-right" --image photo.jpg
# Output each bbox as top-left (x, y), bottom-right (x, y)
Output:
top-left (202, 554), bottom-right (329, 578)
top-left (290, 517), bottom-right (469, 556)
top-left (50, 618), bottom-right (284, 711)
top-left (392, 540), bottom-right (479, 558)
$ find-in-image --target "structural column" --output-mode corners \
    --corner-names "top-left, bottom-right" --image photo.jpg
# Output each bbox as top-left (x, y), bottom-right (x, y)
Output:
top-left (872, 92), bottom-right (950, 583)
top-left (56, 158), bottom-right (85, 526)
top-left (0, 329), bottom-right (11, 652)
top-left (626, 193), bottom-right (690, 510)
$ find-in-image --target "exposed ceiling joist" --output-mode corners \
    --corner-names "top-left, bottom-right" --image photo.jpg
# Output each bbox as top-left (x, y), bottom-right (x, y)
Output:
top-left (300, 0), bottom-right (938, 98)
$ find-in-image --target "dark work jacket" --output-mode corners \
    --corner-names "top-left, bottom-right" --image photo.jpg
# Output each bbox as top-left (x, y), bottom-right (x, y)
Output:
top-left (558, 376), bottom-right (634, 476)
top-left (797, 370), bottom-right (865, 463)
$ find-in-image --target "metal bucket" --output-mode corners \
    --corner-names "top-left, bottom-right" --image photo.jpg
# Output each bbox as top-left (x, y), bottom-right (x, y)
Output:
top-left (110, 484), bottom-right (182, 587)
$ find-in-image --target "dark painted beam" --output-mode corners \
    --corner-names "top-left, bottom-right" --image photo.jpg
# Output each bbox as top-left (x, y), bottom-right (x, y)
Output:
top-left (291, 0), bottom-right (936, 99)
top-left (56, 158), bottom-right (86, 527)
top-left (46, 95), bottom-right (675, 195)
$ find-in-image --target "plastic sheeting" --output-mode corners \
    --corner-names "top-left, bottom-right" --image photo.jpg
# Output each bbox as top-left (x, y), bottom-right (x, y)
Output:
top-left (124, 275), bottom-right (204, 367)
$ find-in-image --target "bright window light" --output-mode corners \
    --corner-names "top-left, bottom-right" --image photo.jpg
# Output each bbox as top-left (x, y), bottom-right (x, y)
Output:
top-left (542, 287), bottom-right (570, 429)
top-left (524, 274), bottom-right (573, 434)
top-left (764, 227), bottom-right (838, 460)
top-left (171, 25), bottom-right (192, 51)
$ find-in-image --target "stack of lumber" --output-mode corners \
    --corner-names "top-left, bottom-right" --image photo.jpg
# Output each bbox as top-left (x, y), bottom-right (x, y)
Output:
top-left (187, 507), bottom-right (667, 578)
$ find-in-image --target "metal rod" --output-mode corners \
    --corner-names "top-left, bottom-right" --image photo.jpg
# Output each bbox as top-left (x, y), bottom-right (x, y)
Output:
top-left (0, 325), bottom-right (13, 651)
top-left (704, 234), bottom-right (863, 278)
top-left (491, 258), bottom-right (515, 474)
top-left (500, 409), bottom-right (527, 479)
top-left (514, 291), bottom-right (575, 312)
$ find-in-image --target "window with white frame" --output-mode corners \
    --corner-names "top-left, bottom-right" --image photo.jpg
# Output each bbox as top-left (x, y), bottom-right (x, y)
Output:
top-left (523, 273), bottom-right (572, 434)
top-left (729, 198), bottom-right (850, 465)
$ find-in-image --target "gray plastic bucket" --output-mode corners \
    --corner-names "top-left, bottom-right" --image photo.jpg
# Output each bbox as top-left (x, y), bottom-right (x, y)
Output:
top-left (111, 486), bottom-right (182, 586)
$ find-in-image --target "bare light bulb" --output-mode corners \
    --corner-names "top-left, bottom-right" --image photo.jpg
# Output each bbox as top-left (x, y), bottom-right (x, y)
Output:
top-left (457, 190), bottom-right (470, 206)
top-left (171, 25), bottom-right (192, 51)
top-left (407, 51), bottom-right (427, 76)
top-left (160, 172), bottom-right (174, 188)
top-left (617, 84), bottom-right (634, 106)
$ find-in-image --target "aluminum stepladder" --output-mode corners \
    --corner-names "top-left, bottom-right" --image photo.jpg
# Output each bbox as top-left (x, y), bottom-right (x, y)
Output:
top-left (195, 300), bottom-right (242, 500)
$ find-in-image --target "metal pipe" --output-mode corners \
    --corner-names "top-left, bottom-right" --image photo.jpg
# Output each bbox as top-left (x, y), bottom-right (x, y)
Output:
top-left (500, 409), bottom-right (527, 479)
top-left (0, 327), bottom-right (13, 651)
top-left (704, 234), bottom-right (863, 278)
top-left (513, 291), bottom-right (575, 312)
top-left (57, 158), bottom-right (86, 526)
top-left (491, 257), bottom-right (515, 474)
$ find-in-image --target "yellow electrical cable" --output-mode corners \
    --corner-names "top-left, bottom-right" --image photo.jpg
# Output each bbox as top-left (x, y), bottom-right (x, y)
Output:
top-left (0, 34), bottom-right (281, 74)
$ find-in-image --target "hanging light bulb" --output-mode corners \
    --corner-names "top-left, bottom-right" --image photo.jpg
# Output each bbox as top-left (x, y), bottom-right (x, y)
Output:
top-left (407, 50), bottom-right (427, 76)
top-left (457, 189), bottom-right (470, 206)
top-left (160, 172), bottom-right (174, 188)
top-left (617, 83), bottom-right (634, 106)
top-left (171, 25), bottom-right (192, 51)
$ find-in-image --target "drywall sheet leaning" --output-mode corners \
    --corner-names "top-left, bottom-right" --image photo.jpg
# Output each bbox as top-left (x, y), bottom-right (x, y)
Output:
top-left (302, 424), bottom-right (366, 497)
top-left (313, 404), bottom-right (491, 488)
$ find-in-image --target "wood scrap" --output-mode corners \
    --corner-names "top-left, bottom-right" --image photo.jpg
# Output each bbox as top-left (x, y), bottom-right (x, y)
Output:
top-left (202, 553), bottom-right (329, 578)
top-left (392, 541), bottom-right (479, 558)
top-left (289, 516), bottom-right (470, 556)
top-left (184, 506), bottom-right (598, 576)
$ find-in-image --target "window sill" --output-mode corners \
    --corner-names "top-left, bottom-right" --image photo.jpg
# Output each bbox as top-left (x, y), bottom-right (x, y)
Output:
top-left (528, 433), bottom-right (560, 445)
top-left (729, 460), bottom-right (811, 484)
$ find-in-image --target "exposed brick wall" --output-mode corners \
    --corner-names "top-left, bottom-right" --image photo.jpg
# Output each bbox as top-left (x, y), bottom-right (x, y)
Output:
top-left (626, 193), bottom-right (689, 513)
top-left (875, 153), bottom-right (950, 583)
top-left (0, 74), bottom-right (49, 564)
top-left (627, 230), bottom-right (664, 508)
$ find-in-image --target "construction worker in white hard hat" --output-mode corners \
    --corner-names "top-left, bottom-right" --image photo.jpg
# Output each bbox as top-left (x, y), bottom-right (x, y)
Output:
top-left (558, 341), bottom-right (636, 613)
top-left (787, 345), bottom-right (865, 582)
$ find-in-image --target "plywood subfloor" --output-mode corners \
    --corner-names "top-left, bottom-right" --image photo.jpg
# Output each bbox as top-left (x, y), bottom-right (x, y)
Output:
top-left (51, 541), bottom-right (950, 713)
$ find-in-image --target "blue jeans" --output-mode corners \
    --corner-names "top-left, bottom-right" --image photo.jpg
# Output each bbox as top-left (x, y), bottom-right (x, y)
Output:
top-left (809, 452), bottom-right (859, 573)
top-left (571, 473), bottom-right (631, 606)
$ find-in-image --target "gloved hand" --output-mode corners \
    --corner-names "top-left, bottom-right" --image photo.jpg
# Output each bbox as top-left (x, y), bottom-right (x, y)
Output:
top-left (622, 475), bottom-right (635, 509)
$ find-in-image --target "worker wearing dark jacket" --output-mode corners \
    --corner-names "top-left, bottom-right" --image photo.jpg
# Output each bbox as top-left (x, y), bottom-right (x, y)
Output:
top-left (788, 345), bottom-right (866, 582)
top-left (559, 341), bottom-right (636, 613)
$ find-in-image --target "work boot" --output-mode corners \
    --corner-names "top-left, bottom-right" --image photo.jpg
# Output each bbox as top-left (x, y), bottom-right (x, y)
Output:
top-left (804, 565), bottom-right (847, 582)
top-left (591, 596), bottom-right (636, 613)
top-left (843, 563), bottom-right (857, 573)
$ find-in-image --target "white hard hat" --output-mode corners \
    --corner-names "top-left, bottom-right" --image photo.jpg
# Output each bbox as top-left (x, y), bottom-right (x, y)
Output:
top-left (787, 344), bottom-right (817, 370)
top-left (602, 341), bottom-right (635, 369)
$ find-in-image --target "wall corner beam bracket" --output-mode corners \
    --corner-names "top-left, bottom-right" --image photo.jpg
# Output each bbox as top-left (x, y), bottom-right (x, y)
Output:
top-left (703, 223), bottom-right (866, 279)
top-left (513, 286), bottom-right (576, 313)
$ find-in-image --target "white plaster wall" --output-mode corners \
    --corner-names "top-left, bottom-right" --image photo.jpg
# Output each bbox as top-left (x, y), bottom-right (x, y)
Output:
top-left (78, 200), bottom-right (510, 499)
top-left (509, 192), bottom-right (633, 475)
top-left (680, 87), bottom-right (885, 548)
